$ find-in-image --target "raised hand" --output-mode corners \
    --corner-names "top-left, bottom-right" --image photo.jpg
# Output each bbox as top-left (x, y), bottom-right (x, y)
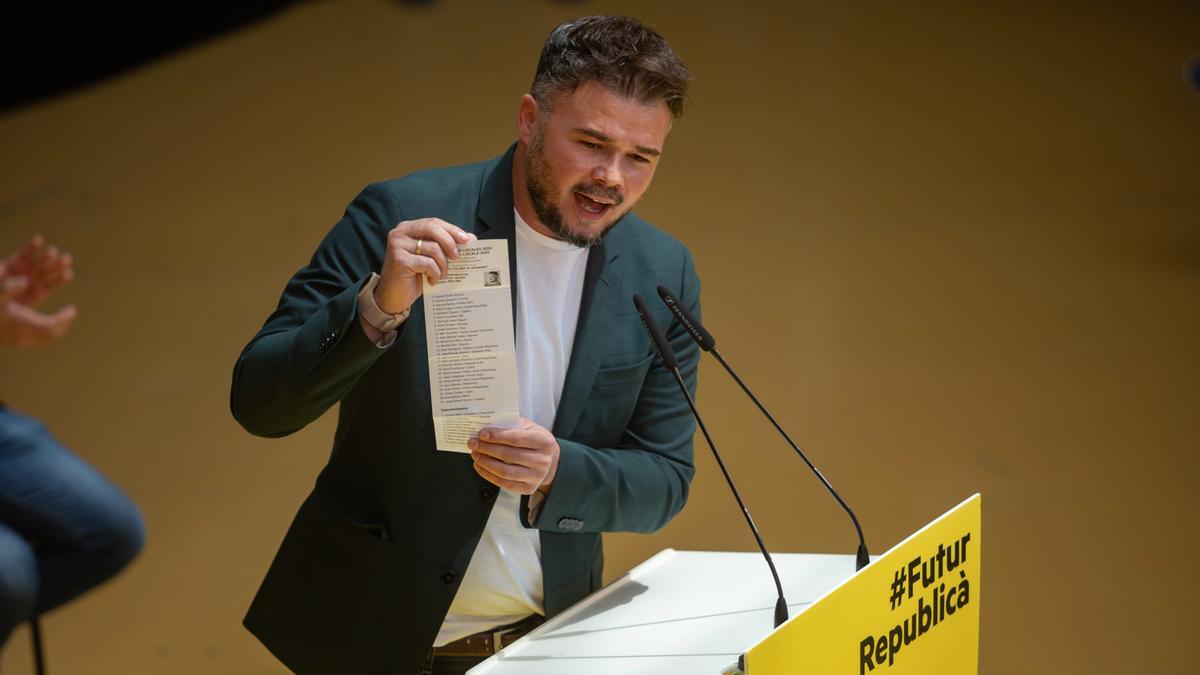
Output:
top-left (0, 236), bottom-right (78, 348)
top-left (375, 218), bottom-right (477, 315)
top-left (1, 235), bottom-right (74, 308)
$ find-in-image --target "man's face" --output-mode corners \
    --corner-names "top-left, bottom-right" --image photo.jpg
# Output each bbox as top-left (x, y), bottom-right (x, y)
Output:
top-left (520, 81), bottom-right (673, 247)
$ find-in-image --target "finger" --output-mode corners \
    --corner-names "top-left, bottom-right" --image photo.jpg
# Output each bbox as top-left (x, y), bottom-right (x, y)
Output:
top-left (412, 220), bottom-right (466, 260)
top-left (478, 426), bottom-right (548, 450)
top-left (16, 235), bottom-right (44, 262)
top-left (469, 439), bottom-right (542, 466)
top-left (473, 459), bottom-right (537, 494)
top-left (33, 245), bottom-right (61, 277)
top-left (42, 250), bottom-right (72, 280)
top-left (473, 461), bottom-right (530, 493)
top-left (430, 220), bottom-right (478, 246)
top-left (18, 251), bottom-right (73, 306)
top-left (401, 250), bottom-right (443, 283)
top-left (473, 452), bottom-right (539, 482)
top-left (42, 265), bottom-right (74, 293)
top-left (410, 235), bottom-right (450, 280)
top-left (3, 236), bottom-right (41, 273)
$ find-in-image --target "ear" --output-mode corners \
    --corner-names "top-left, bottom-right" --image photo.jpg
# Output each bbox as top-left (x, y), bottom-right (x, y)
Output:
top-left (517, 94), bottom-right (539, 146)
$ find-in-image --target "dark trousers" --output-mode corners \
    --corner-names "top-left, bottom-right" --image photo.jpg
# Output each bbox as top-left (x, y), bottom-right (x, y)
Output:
top-left (0, 407), bottom-right (145, 647)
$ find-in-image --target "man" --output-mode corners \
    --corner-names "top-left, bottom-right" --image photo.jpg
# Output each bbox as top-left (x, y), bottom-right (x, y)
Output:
top-left (231, 16), bottom-right (701, 675)
top-left (0, 236), bottom-right (144, 656)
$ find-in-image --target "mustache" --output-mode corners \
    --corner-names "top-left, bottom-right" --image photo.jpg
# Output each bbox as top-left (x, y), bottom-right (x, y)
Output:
top-left (574, 184), bottom-right (624, 205)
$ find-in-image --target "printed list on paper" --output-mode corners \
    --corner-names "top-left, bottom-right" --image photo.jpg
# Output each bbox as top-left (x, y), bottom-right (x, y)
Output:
top-left (423, 240), bottom-right (519, 452)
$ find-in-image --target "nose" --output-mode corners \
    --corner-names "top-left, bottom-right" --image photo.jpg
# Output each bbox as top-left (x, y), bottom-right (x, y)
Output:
top-left (592, 156), bottom-right (622, 188)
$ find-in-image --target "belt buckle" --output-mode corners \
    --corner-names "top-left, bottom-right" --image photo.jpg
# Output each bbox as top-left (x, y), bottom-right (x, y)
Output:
top-left (490, 629), bottom-right (507, 654)
top-left (491, 621), bottom-right (526, 654)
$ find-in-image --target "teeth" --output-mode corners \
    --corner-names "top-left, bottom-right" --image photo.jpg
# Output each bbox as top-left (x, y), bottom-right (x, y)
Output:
top-left (578, 193), bottom-right (607, 214)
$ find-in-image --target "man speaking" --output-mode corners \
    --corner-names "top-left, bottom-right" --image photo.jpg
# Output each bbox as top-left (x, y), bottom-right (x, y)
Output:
top-left (231, 16), bottom-right (702, 675)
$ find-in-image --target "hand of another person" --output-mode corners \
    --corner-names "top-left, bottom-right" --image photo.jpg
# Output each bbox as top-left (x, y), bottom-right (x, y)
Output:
top-left (375, 218), bottom-right (477, 315)
top-left (0, 236), bottom-right (77, 348)
top-left (2, 235), bottom-right (74, 307)
top-left (468, 418), bottom-right (561, 496)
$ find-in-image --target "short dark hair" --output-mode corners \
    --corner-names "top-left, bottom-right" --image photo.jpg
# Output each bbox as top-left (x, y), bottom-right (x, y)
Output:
top-left (531, 16), bottom-right (692, 118)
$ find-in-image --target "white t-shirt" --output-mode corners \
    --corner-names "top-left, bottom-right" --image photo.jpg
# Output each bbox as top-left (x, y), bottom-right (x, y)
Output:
top-left (434, 209), bottom-right (588, 645)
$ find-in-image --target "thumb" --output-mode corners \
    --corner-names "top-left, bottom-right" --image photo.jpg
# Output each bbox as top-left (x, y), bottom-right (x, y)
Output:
top-left (52, 304), bottom-right (78, 324)
top-left (8, 303), bottom-right (77, 346)
top-left (46, 305), bottom-right (78, 340)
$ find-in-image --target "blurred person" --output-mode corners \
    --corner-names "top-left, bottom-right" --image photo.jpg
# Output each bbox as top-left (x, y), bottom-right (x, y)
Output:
top-left (0, 236), bottom-right (145, 655)
top-left (232, 15), bottom-right (700, 675)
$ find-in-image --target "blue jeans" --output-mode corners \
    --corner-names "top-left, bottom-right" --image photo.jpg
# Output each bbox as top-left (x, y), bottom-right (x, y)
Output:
top-left (0, 407), bottom-right (145, 648)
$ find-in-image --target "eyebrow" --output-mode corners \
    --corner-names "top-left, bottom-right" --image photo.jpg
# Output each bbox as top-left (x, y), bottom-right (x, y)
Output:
top-left (575, 128), bottom-right (661, 157)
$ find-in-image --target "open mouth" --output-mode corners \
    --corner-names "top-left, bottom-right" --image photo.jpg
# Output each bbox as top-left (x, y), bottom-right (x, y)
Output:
top-left (573, 191), bottom-right (614, 219)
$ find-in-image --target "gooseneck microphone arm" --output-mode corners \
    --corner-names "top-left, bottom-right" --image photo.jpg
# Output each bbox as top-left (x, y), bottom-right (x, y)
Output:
top-left (657, 286), bottom-right (871, 571)
top-left (633, 294), bottom-right (789, 628)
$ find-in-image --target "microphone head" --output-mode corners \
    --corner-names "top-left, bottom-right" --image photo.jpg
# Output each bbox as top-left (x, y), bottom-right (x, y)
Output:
top-left (633, 293), bottom-right (678, 369)
top-left (656, 285), bottom-right (715, 351)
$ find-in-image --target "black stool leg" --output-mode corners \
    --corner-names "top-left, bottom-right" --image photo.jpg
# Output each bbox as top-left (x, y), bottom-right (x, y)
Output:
top-left (30, 616), bottom-right (46, 675)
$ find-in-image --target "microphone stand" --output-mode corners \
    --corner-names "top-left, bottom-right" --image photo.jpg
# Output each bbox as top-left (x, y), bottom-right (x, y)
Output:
top-left (656, 285), bottom-right (870, 571)
top-left (634, 294), bottom-right (790, 628)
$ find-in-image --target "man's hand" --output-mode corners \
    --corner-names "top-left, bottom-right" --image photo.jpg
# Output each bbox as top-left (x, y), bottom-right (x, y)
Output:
top-left (376, 218), bottom-right (477, 315)
top-left (0, 236), bottom-right (77, 348)
top-left (468, 418), bottom-right (560, 495)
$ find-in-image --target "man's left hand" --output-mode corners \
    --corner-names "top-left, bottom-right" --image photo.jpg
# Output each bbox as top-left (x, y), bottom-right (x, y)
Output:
top-left (468, 418), bottom-right (559, 495)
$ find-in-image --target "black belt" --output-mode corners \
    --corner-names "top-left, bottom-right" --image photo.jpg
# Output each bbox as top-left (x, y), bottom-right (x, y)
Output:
top-left (433, 614), bottom-right (545, 657)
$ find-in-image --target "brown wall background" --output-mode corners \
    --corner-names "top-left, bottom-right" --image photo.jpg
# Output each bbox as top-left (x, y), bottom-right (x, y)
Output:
top-left (1, 1), bottom-right (1197, 672)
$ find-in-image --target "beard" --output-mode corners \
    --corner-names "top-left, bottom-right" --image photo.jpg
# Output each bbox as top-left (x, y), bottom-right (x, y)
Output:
top-left (524, 126), bottom-right (628, 248)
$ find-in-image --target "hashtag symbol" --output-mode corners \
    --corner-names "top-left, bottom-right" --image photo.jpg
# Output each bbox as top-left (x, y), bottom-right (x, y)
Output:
top-left (889, 567), bottom-right (906, 610)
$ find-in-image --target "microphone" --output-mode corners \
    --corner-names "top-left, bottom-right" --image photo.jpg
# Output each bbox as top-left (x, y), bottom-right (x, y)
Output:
top-left (633, 294), bottom-right (790, 629)
top-left (657, 286), bottom-right (871, 571)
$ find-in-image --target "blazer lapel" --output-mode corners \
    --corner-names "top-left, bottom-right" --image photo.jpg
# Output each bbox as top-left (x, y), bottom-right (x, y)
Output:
top-left (475, 145), bottom-right (519, 324)
top-left (552, 242), bottom-right (621, 439)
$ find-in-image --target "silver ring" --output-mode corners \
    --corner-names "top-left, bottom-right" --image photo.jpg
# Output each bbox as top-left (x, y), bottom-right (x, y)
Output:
top-left (415, 239), bottom-right (424, 255)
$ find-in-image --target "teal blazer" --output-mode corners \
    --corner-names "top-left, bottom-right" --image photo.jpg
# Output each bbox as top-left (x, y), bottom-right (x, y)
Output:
top-left (231, 145), bottom-right (701, 674)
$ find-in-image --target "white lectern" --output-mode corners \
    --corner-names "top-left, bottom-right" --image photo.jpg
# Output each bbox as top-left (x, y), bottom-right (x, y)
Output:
top-left (470, 494), bottom-right (982, 675)
top-left (468, 549), bottom-right (859, 674)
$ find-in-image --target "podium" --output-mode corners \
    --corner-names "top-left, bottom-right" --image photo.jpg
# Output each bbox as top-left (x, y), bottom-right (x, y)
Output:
top-left (470, 494), bottom-right (981, 674)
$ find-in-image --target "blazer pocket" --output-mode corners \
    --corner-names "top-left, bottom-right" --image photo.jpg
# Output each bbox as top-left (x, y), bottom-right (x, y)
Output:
top-left (590, 353), bottom-right (654, 396)
top-left (306, 490), bottom-right (392, 554)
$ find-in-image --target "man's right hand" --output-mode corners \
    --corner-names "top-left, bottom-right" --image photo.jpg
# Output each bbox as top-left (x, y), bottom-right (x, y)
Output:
top-left (376, 218), bottom-right (477, 315)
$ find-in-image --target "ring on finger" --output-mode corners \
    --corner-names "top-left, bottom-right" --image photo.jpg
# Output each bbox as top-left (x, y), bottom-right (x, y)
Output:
top-left (415, 239), bottom-right (424, 255)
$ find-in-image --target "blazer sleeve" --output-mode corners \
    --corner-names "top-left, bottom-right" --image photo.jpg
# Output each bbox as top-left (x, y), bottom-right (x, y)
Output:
top-left (230, 184), bottom-right (398, 438)
top-left (524, 250), bottom-right (702, 534)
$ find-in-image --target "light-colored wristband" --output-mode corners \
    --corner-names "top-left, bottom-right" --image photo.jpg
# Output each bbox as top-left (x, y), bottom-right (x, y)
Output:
top-left (359, 273), bottom-right (410, 333)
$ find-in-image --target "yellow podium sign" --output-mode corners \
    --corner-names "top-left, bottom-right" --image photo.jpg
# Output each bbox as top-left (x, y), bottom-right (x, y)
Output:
top-left (744, 494), bottom-right (982, 674)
